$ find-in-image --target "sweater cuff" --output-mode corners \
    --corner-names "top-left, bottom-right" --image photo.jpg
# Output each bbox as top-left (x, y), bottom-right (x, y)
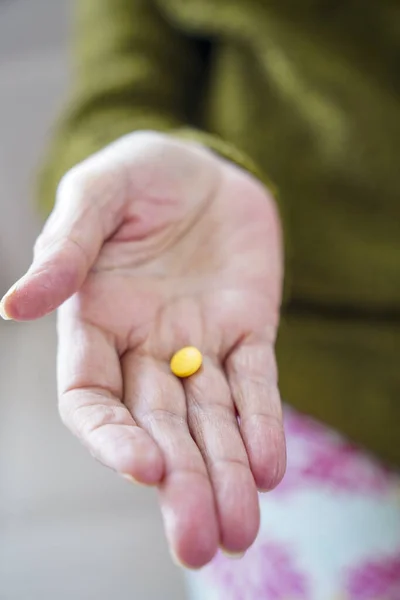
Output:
top-left (172, 127), bottom-right (278, 196)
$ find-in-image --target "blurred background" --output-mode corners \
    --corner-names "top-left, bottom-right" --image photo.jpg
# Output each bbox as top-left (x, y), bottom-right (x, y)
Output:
top-left (0, 1), bottom-right (186, 598)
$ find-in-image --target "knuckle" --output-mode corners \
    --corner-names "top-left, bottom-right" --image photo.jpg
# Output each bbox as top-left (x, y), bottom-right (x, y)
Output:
top-left (58, 400), bottom-right (73, 430)
top-left (33, 231), bottom-right (47, 256)
top-left (56, 165), bottom-right (86, 201)
top-left (141, 407), bottom-right (186, 429)
top-left (58, 156), bottom-right (128, 213)
top-left (189, 400), bottom-right (235, 428)
top-left (59, 399), bottom-right (121, 439)
top-left (129, 129), bottom-right (167, 148)
top-left (56, 163), bottom-right (105, 209)
top-left (242, 410), bottom-right (283, 431)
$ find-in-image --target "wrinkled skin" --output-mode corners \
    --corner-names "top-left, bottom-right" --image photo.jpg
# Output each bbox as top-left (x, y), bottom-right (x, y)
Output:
top-left (1, 133), bottom-right (286, 568)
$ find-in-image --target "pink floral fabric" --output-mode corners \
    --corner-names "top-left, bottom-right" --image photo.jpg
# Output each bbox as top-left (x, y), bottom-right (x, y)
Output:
top-left (187, 405), bottom-right (400, 600)
top-left (276, 407), bottom-right (395, 496)
top-left (206, 542), bottom-right (309, 600)
top-left (345, 551), bottom-right (400, 600)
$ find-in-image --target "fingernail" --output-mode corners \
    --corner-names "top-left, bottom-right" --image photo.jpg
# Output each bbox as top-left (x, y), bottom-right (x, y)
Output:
top-left (0, 281), bottom-right (19, 320)
top-left (220, 548), bottom-right (246, 560)
top-left (170, 550), bottom-right (202, 571)
top-left (120, 473), bottom-right (139, 484)
top-left (170, 551), bottom-right (184, 569)
top-left (119, 473), bottom-right (160, 488)
top-left (0, 300), bottom-right (11, 320)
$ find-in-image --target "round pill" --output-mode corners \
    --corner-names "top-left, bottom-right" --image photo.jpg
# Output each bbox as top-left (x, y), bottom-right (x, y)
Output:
top-left (170, 346), bottom-right (203, 378)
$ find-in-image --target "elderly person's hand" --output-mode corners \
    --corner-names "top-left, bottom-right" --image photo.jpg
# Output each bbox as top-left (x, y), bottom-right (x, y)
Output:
top-left (0, 132), bottom-right (286, 568)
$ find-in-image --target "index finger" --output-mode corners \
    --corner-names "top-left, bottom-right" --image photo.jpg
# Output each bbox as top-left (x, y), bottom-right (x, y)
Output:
top-left (57, 300), bottom-right (164, 484)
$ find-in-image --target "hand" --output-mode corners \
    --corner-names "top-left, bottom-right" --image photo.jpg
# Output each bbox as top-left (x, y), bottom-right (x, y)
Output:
top-left (1, 132), bottom-right (286, 568)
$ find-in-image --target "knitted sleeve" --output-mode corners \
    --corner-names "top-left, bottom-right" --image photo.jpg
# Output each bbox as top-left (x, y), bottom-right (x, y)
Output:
top-left (37, 0), bottom-right (276, 215)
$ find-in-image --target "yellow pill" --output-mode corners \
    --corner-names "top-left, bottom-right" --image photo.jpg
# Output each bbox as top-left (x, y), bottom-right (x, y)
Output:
top-left (170, 346), bottom-right (203, 378)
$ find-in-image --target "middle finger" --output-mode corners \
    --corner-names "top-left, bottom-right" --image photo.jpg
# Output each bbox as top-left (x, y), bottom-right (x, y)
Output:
top-left (184, 356), bottom-right (260, 555)
top-left (123, 352), bottom-right (219, 568)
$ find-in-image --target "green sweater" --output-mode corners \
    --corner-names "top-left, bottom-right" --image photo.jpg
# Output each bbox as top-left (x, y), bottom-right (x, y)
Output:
top-left (38, 0), bottom-right (400, 466)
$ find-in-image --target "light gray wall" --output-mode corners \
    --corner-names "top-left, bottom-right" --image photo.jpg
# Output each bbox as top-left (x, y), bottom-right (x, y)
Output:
top-left (0, 0), bottom-right (69, 286)
top-left (0, 3), bottom-right (186, 598)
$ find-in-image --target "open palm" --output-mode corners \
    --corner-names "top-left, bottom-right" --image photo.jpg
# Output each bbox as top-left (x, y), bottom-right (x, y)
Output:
top-left (2, 133), bottom-right (286, 568)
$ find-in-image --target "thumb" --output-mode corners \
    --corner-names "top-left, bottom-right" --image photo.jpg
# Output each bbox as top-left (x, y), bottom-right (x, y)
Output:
top-left (0, 158), bottom-right (127, 321)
